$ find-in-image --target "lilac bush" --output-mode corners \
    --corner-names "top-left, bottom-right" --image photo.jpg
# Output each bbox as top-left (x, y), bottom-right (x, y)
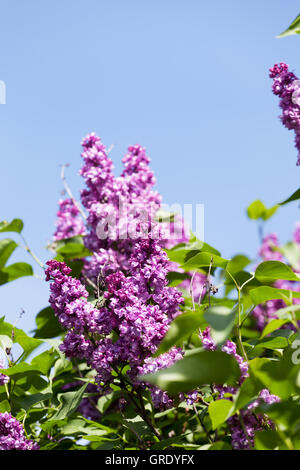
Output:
top-left (1, 37), bottom-right (300, 449)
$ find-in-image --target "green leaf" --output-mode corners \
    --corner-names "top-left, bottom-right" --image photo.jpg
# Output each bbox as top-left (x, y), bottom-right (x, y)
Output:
top-left (55, 236), bottom-right (92, 260)
top-left (262, 205), bottom-right (279, 221)
top-left (0, 219), bottom-right (23, 233)
top-left (154, 306), bottom-right (206, 356)
top-left (204, 306), bottom-right (236, 347)
top-left (151, 433), bottom-right (191, 450)
top-left (246, 200), bottom-right (278, 221)
top-left (0, 363), bottom-right (45, 381)
top-left (182, 252), bottom-right (229, 271)
top-left (18, 389), bottom-right (52, 411)
top-left (277, 14), bottom-right (300, 38)
top-left (247, 200), bottom-right (266, 219)
top-left (279, 187), bottom-right (300, 205)
top-left (254, 430), bottom-right (280, 450)
top-left (0, 239), bottom-right (18, 268)
top-left (0, 400), bottom-right (11, 413)
top-left (207, 441), bottom-right (232, 450)
top-left (122, 415), bottom-right (151, 438)
top-left (50, 383), bottom-right (88, 420)
top-left (249, 286), bottom-right (300, 305)
top-left (249, 350), bottom-right (300, 399)
top-left (226, 255), bottom-right (251, 275)
top-left (166, 239), bottom-right (220, 266)
top-left (166, 271), bottom-right (189, 287)
top-left (31, 350), bottom-right (56, 375)
top-left (232, 375), bottom-right (263, 414)
top-left (0, 262), bottom-right (33, 285)
top-left (261, 319), bottom-right (293, 338)
top-left (279, 242), bottom-right (300, 271)
top-left (61, 418), bottom-right (115, 437)
top-left (0, 317), bottom-right (43, 358)
top-left (155, 210), bottom-right (175, 223)
top-left (250, 335), bottom-right (290, 353)
top-left (33, 306), bottom-right (63, 339)
top-left (255, 261), bottom-right (300, 283)
top-left (140, 350), bottom-right (241, 394)
top-left (208, 399), bottom-right (233, 429)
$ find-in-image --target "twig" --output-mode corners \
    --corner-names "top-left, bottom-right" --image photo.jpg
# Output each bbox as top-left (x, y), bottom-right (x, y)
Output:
top-left (19, 233), bottom-right (44, 270)
top-left (193, 404), bottom-right (213, 444)
top-left (60, 164), bottom-right (87, 221)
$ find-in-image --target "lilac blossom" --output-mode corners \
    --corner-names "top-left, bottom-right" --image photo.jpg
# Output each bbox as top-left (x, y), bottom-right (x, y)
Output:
top-left (270, 62), bottom-right (300, 165)
top-left (46, 134), bottom-right (185, 408)
top-left (53, 198), bottom-right (85, 241)
top-left (0, 412), bottom-right (39, 450)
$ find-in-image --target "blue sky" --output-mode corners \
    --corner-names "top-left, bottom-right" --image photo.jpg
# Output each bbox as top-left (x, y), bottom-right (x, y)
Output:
top-left (1, 0), bottom-right (300, 334)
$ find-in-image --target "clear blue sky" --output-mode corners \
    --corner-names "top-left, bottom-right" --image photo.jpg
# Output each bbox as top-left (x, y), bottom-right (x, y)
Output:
top-left (1, 0), bottom-right (300, 334)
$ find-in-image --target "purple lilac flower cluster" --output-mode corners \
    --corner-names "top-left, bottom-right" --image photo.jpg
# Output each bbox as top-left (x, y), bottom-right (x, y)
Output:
top-left (253, 232), bottom-right (300, 330)
top-left (0, 412), bottom-right (39, 450)
top-left (228, 389), bottom-right (280, 450)
top-left (270, 62), bottom-right (300, 165)
top-left (53, 198), bottom-right (85, 241)
top-left (201, 327), bottom-right (279, 449)
top-left (47, 134), bottom-right (192, 408)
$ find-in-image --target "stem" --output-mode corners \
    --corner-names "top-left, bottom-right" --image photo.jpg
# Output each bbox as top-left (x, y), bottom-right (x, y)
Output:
top-left (193, 404), bottom-right (213, 444)
top-left (258, 221), bottom-right (264, 245)
top-left (112, 366), bottom-right (162, 441)
top-left (236, 287), bottom-right (248, 362)
top-left (19, 233), bottom-right (44, 270)
top-left (206, 257), bottom-right (214, 307)
top-left (226, 269), bottom-right (248, 361)
top-left (190, 272), bottom-right (197, 311)
top-left (60, 164), bottom-right (87, 221)
top-left (4, 383), bottom-right (9, 400)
